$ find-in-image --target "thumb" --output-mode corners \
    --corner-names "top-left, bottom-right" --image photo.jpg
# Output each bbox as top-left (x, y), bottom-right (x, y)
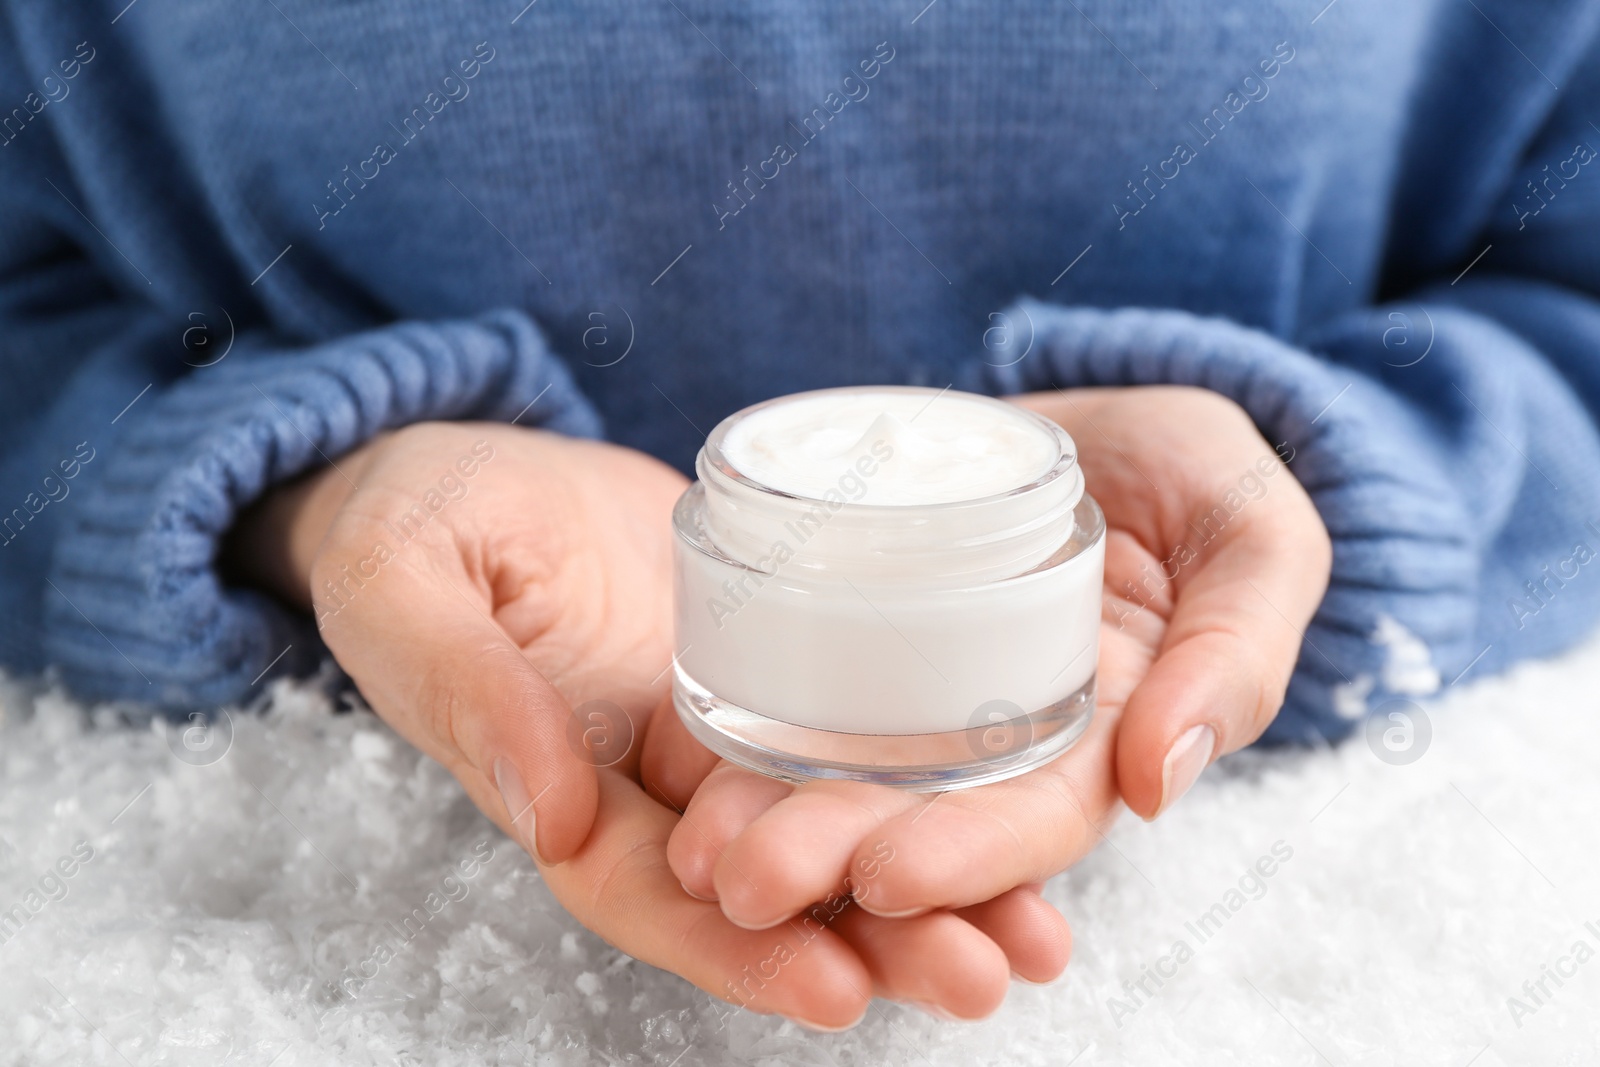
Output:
top-left (319, 567), bottom-right (600, 867)
top-left (1114, 512), bottom-right (1328, 820)
top-left (440, 630), bottom-right (602, 867)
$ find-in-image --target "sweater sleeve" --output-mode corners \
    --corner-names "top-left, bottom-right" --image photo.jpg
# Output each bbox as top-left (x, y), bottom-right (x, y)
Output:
top-left (0, 98), bottom-right (600, 713)
top-left (986, 65), bottom-right (1600, 745)
top-left (39, 313), bottom-right (601, 712)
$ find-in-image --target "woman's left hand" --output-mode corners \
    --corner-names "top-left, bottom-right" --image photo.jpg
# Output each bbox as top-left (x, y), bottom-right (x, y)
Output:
top-left (655, 386), bottom-right (1331, 929)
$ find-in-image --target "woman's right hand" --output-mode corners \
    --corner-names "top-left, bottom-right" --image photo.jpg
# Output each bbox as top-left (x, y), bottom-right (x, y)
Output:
top-left (227, 421), bottom-right (1070, 1028)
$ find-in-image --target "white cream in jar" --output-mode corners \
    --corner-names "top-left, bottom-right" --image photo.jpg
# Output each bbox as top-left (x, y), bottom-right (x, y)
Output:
top-left (672, 386), bottom-right (1104, 790)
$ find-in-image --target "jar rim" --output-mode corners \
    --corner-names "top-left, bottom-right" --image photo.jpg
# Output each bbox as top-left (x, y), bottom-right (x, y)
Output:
top-left (700, 385), bottom-right (1080, 511)
top-left (674, 481), bottom-right (1107, 588)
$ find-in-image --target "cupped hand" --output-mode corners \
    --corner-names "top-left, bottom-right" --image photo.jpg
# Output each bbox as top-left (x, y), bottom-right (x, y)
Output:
top-left (659, 386), bottom-right (1331, 930)
top-left (226, 421), bottom-right (1069, 1027)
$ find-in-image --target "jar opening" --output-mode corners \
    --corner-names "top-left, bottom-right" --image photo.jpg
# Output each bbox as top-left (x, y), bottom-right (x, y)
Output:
top-left (694, 387), bottom-right (1084, 582)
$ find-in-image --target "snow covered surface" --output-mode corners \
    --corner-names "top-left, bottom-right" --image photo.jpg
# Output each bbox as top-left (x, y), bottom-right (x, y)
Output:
top-left (3, 635), bottom-right (1599, 1066)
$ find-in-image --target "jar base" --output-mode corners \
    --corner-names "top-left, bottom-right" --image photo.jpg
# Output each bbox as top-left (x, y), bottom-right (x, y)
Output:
top-left (672, 667), bottom-right (1095, 792)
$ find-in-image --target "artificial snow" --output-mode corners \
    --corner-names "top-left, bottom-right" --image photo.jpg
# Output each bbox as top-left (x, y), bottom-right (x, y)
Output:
top-left (2, 632), bottom-right (1599, 1065)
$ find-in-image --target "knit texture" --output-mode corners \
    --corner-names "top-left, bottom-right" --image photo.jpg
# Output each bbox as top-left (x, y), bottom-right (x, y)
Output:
top-left (2, 0), bottom-right (1600, 739)
top-left (43, 313), bottom-right (600, 707)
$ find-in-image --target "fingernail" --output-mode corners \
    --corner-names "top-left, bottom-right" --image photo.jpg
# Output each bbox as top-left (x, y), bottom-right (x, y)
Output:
top-left (1153, 724), bottom-right (1216, 819)
top-left (787, 1009), bottom-right (867, 1033)
top-left (908, 1001), bottom-right (963, 1022)
top-left (494, 757), bottom-right (551, 865)
top-left (856, 903), bottom-right (926, 920)
top-left (680, 880), bottom-right (718, 902)
top-left (722, 907), bottom-right (783, 931)
top-left (1010, 969), bottom-right (1061, 987)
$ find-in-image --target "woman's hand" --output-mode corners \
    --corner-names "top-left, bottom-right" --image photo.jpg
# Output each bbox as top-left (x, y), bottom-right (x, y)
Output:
top-left (225, 421), bottom-right (1070, 1027)
top-left (227, 422), bottom-right (686, 867)
top-left (658, 386), bottom-right (1331, 929)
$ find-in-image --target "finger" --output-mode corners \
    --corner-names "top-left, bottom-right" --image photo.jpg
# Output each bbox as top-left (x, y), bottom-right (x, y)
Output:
top-left (706, 778), bottom-right (921, 929)
top-left (543, 771), bottom-right (874, 1031)
top-left (952, 887), bottom-right (1072, 985)
top-left (835, 706), bottom-right (1122, 916)
top-left (828, 904), bottom-right (1011, 1020)
top-left (317, 539), bottom-right (598, 866)
top-left (666, 761), bottom-right (795, 902)
top-left (639, 689), bottom-right (722, 814)
top-left (1115, 491), bottom-right (1331, 819)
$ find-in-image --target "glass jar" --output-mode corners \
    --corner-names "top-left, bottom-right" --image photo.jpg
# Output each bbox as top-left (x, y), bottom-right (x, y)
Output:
top-left (672, 386), bottom-right (1104, 791)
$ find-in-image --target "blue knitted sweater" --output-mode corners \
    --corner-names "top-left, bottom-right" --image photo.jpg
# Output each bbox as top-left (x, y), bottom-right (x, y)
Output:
top-left (3, 0), bottom-right (1600, 743)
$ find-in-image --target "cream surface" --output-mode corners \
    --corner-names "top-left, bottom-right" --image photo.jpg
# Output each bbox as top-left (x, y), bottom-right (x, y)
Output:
top-left (720, 390), bottom-right (1060, 506)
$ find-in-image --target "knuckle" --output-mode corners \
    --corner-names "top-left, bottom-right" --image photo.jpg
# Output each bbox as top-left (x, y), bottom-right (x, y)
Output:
top-left (590, 833), bottom-right (667, 922)
top-left (1193, 624), bottom-right (1293, 744)
top-left (1234, 634), bottom-right (1293, 731)
top-left (419, 641), bottom-right (539, 761)
top-left (414, 652), bottom-right (471, 757)
top-left (1165, 386), bottom-right (1255, 433)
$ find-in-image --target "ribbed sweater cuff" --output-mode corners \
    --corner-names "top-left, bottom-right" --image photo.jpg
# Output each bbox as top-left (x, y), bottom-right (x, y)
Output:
top-left (44, 311), bottom-right (601, 713)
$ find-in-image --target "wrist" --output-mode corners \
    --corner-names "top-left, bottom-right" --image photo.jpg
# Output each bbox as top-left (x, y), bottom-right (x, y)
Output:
top-left (220, 440), bottom-right (380, 611)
